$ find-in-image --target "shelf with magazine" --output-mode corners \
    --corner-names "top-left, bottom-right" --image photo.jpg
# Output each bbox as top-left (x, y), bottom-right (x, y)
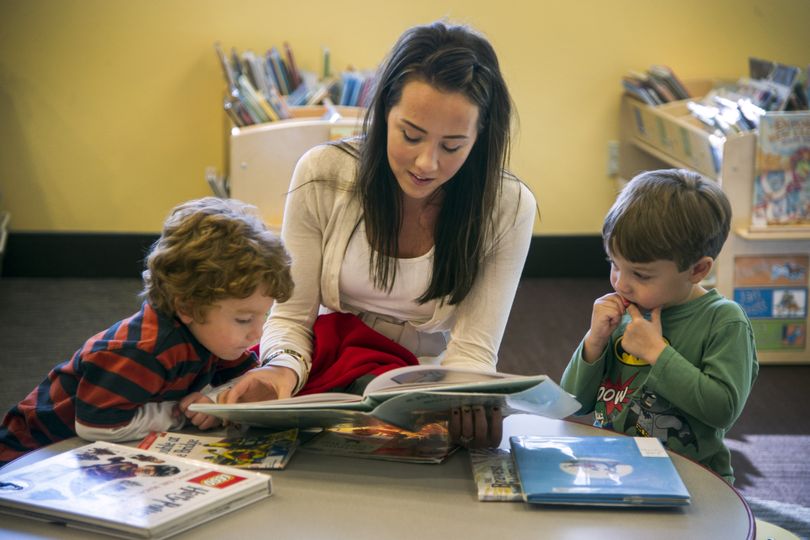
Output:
top-left (619, 76), bottom-right (810, 364)
top-left (206, 41), bottom-right (367, 229)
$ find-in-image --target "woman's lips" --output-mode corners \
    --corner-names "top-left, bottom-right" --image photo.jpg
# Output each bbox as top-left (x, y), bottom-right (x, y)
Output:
top-left (409, 171), bottom-right (434, 185)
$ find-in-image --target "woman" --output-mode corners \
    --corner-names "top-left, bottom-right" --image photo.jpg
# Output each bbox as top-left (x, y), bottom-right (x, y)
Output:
top-left (223, 21), bottom-right (536, 447)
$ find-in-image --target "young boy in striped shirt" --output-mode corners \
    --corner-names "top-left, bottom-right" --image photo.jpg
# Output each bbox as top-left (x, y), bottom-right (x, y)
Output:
top-left (0, 197), bottom-right (293, 465)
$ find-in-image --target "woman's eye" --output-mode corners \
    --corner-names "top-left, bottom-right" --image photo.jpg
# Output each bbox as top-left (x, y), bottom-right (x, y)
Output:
top-left (402, 130), bottom-right (420, 143)
top-left (442, 144), bottom-right (462, 153)
top-left (236, 318), bottom-right (252, 325)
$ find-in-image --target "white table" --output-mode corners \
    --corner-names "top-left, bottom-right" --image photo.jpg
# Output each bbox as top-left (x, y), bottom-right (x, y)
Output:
top-left (0, 415), bottom-right (755, 540)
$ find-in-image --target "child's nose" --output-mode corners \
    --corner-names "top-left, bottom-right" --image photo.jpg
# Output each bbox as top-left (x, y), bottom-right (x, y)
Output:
top-left (247, 322), bottom-right (263, 342)
top-left (613, 273), bottom-right (630, 294)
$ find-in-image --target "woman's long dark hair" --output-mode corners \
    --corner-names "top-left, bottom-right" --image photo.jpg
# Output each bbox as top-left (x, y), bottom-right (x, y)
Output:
top-left (357, 20), bottom-right (513, 305)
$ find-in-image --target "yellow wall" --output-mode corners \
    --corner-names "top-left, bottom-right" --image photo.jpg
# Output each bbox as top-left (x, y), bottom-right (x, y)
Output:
top-left (1, 0), bottom-right (808, 234)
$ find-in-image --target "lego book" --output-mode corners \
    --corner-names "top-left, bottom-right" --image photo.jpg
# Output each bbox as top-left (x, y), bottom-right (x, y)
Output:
top-left (0, 441), bottom-right (272, 539)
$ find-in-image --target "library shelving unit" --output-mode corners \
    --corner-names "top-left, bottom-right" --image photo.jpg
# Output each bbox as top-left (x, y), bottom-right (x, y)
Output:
top-left (227, 105), bottom-right (364, 230)
top-left (618, 81), bottom-right (810, 364)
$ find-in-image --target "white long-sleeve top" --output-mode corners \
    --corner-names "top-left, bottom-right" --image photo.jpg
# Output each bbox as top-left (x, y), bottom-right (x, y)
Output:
top-left (261, 144), bottom-right (537, 393)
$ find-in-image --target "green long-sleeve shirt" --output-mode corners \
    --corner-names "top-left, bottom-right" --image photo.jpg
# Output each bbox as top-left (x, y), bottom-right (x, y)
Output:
top-left (561, 289), bottom-right (758, 484)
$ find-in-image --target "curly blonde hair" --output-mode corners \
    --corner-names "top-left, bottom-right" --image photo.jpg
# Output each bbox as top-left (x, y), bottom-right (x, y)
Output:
top-left (142, 197), bottom-right (293, 321)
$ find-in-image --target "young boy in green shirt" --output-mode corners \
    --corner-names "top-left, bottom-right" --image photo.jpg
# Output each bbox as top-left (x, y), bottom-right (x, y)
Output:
top-left (561, 168), bottom-right (759, 484)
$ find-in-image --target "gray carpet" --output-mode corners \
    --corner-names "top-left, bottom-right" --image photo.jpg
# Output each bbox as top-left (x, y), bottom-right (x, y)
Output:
top-left (1, 277), bottom-right (809, 538)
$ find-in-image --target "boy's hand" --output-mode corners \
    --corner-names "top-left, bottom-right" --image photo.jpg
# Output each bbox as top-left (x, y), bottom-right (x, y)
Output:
top-left (219, 366), bottom-right (297, 404)
top-left (177, 392), bottom-right (222, 430)
top-left (621, 304), bottom-right (667, 365)
top-left (583, 293), bottom-right (628, 362)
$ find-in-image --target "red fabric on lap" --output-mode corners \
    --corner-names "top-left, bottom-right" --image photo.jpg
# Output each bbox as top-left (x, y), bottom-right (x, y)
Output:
top-left (252, 312), bottom-right (418, 395)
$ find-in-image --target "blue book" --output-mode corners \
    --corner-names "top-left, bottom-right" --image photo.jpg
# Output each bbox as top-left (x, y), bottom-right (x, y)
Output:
top-left (509, 435), bottom-right (690, 507)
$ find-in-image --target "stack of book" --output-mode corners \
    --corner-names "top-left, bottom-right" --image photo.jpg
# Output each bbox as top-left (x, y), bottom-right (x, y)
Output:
top-left (622, 65), bottom-right (691, 106)
top-left (215, 42), bottom-right (298, 126)
top-left (685, 58), bottom-right (808, 138)
top-left (215, 42), bottom-right (372, 127)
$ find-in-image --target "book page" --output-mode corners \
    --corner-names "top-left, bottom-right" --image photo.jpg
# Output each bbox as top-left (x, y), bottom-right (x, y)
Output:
top-left (364, 365), bottom-right (539, 396)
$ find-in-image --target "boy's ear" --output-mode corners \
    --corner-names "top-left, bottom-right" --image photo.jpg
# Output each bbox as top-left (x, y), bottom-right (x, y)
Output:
top-left (174, 300), bottom-right (194, 325)
top-left (689, 256), bottom-right (714, 283)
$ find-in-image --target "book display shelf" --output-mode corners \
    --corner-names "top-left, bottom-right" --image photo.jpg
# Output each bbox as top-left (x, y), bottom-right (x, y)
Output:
top-left (227, 105), bottom-right (364, 229)
top-left (618, 81), bottom-right (810, 364)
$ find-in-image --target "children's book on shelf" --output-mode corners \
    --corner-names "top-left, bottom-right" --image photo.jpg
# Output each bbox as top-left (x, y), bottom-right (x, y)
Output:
top-left (214, 40), bottom-right (370, 127)
top-left (468, 448), bottom-right (523, 501)
top-left (509, 435), bottom-right (690, 507)
top-left (190, 365), bottom-right (581, 432)
top-left (0, 441), bottom-right (272, 540)
top-left (751, 111), bottom-right (810, 230)
top-left (138, 428), bottom-right (299, 470)
top-left (621, 65), bottom-right (690, 106)
top-left (300, 419), bottom-right (456, 464)
top-left (733, 254), bottom-right (808, 351)
top-left (748, 57), bottom-right (808, 111)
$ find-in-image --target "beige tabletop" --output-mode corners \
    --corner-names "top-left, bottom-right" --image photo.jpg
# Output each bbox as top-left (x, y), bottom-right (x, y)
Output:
top-left (0, 414), bottom-right (754, 540)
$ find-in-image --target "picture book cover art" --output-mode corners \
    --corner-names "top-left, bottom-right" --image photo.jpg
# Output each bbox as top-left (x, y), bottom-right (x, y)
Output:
top-left (468, 448), bottom-right (522, 502)
top-left (138, 428), bottom-right (299, 470)
top-left (0, 441), bottom-right (272, 540)
top-left (750, 319), bottom-right (807, 350)
top-left (734, 287), bottom-right (808, 319)
top-left (300, 419), bottom-right (456, 464)
top-left (734, 255), bottom-right (809, 288)
top-left (751, 112), bottom-right (810, 229)
top-left (190, 365), bottom-right (581, 432)
top-left (509, 435), bottom-right (690, 507)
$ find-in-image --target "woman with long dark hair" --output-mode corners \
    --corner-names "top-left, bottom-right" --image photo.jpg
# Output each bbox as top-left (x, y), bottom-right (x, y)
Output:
top-left (224, 21), bottom-right (536, 447)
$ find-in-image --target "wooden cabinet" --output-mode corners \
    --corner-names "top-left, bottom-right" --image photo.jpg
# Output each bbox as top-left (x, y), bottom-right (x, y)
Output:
top-left (228, 106), bottom-right (364, 229)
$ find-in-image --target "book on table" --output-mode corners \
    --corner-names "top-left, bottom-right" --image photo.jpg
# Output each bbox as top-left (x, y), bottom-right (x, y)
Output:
top-left (189, 364), bottom-right (581, 431)
top-left (299, 419), bottom-right (456, 464)
top-left (137, 428), bottom-right (299, 470)
top-left (0, 440), bottom-right (272, 540)
top-left (509, 435), bottom-right (690, 507)
top-left (468, 448), bottom-right (523, 501)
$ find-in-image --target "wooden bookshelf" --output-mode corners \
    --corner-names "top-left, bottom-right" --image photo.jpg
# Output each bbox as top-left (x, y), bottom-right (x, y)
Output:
top-left (619, 87), bottom-right (810, 364)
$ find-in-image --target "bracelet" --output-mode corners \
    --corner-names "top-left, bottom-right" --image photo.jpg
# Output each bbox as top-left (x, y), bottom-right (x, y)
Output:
top-left (261, 348), bottom-right (304, 368)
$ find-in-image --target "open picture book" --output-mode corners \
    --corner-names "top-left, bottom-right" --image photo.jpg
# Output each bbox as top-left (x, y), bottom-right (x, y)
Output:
top-left (190, 365), bottom-right (581, 431)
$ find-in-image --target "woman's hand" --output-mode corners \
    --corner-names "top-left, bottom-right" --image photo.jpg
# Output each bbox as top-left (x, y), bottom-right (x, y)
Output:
top-left (219, 366), bottom-right (298, 404)
top-left (448, 405), bottom-right (503, 448)
top-left (177, 392), bottom-right (221, 430)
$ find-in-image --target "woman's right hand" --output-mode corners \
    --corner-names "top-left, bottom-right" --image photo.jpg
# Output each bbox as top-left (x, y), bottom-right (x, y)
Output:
top-left (219, 366), bottom-right (298, 404)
